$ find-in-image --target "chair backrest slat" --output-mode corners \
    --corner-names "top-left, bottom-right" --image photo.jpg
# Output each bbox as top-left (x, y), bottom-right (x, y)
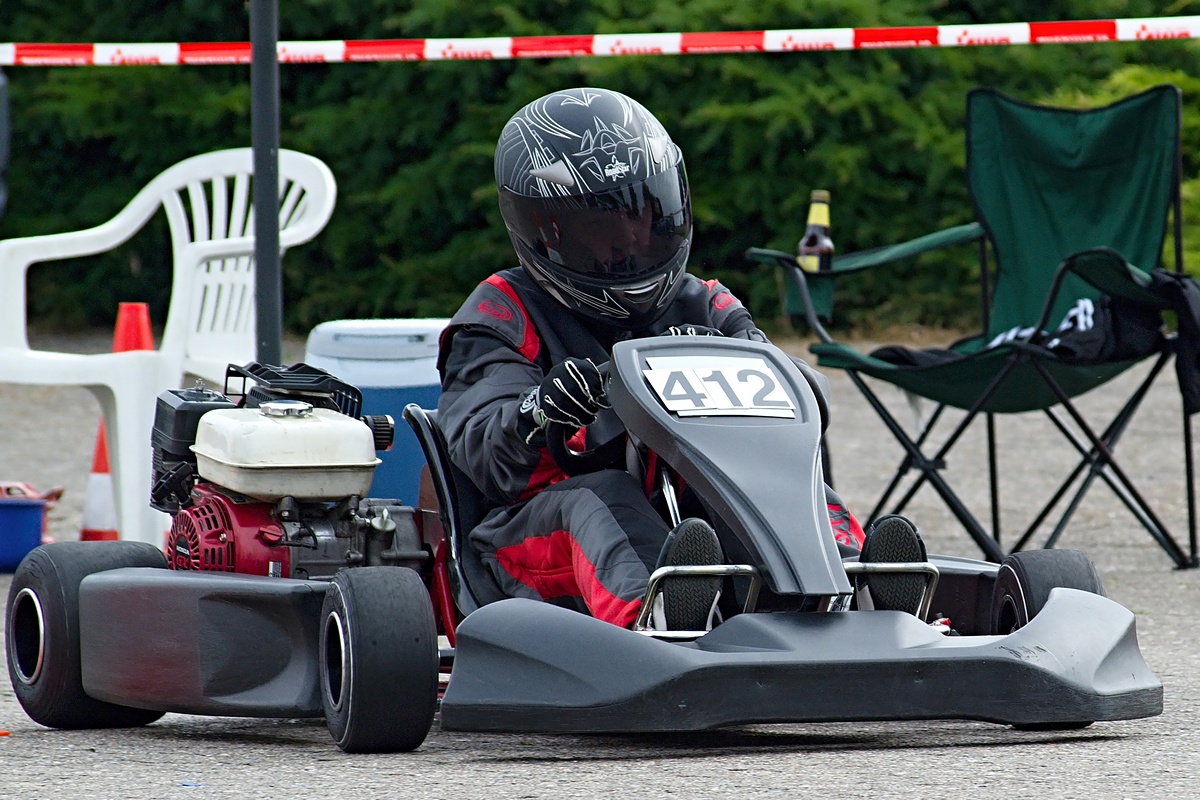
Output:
top-left (210, 176), bottom-right (229, 241)
top-left (278, 179), bottom-right (305, 227)
top-left (142, 148), bottom-right (335, 382)
top-left (185, 180), bottom-right (210, 243)
top-left (229, 172), bottom-right (251, 238)
top-left (967, 85), bottom-right (1181, 339)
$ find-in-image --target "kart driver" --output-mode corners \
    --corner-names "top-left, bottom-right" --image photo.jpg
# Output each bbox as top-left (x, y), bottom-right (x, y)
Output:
top-left (437, 87), bottom-right (920, 632)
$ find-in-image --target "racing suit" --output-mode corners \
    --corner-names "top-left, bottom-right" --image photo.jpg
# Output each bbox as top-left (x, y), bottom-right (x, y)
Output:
top-left (437, 267), bottom-right (862, 627)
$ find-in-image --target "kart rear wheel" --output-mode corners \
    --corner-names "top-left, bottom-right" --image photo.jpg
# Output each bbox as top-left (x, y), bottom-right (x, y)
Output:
top-left (991, 549), bottom-right (1106, 731)
top-left (6, 541), bottom-right (168, 729)
top-left (319, 566), bottom-right (438, 753)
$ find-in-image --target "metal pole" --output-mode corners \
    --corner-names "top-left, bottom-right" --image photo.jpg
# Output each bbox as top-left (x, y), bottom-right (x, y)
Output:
top-left (251, 0), bottom-right (282, 365)
top-left (0, 68), bottom-right (10, 219)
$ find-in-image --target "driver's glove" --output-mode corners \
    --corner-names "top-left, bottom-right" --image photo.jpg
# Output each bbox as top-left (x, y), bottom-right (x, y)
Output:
top-left (517, 357), bottom-right (609, 445)
top-left (661, 324), bottom-right (723, 337)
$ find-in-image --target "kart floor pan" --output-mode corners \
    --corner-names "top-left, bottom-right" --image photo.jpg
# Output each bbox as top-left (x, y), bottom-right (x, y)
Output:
top-left (441, 589), bottom-right (1162, 732)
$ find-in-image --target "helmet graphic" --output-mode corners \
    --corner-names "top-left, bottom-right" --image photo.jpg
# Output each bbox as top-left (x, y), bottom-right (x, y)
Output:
top-left (495, 87), bottom-right (692, 329)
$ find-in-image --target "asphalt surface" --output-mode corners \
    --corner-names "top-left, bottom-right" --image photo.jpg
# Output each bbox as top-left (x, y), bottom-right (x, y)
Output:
top-left (1, 333), bottom-right (1198, 799)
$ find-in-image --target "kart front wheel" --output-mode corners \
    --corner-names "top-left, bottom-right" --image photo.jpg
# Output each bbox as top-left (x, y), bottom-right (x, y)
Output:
top-left (319, 566), bottom-right (438, 753)
top-left (6, 541), bottom-right (168, 729)
top-left (990, 549), bottom-right (1106, 635)
top-left (991, 549), bottom-right (1106, 731)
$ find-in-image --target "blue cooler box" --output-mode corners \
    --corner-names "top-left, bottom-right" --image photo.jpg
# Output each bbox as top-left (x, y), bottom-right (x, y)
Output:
top-left (304, 318), bottom-right (450, 505)
top-left (0, 498), bottom-right (46, 572)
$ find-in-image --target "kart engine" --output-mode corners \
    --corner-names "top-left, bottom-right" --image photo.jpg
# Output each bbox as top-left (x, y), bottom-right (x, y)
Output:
top-left (149, 362), bottom-right (429, 580)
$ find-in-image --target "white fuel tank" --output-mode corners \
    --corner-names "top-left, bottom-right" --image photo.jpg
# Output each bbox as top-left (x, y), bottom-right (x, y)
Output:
top-left (191, 400), bottom-right (380, 501)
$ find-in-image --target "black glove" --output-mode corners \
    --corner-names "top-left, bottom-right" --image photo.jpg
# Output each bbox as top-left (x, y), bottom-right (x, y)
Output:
top-left (518, 358), bottom-right (609, 444)
top-left (660, 324), bottom-right (724, 337)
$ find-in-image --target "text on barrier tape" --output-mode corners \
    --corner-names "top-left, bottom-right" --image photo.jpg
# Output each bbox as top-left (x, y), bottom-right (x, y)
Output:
top-left (0, 17), bottom-right (1197, 66)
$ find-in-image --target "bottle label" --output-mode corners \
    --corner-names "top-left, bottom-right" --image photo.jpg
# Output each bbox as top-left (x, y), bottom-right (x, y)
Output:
top-left (797, 254), bottom-right (820, 273)
top-left (806, 202), bottom-right (830, 228)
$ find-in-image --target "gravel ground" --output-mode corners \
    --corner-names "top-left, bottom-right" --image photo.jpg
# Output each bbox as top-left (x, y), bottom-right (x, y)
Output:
top-left (1, 332), bottom-right (1198, 799)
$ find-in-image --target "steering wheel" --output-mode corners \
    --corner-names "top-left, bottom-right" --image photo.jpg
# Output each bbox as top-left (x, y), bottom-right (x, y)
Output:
top-left (544, 361), bottom-right (623, 476)
top-left (546, 422), bottom-right (624, 477)
top-left (544, 327), bottom-right (725, 475)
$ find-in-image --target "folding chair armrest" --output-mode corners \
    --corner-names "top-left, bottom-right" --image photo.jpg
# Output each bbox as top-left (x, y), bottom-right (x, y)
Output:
top-left (744, 222), bottom-right (984, 340)
top-left (832, 222), bottom-right (986, 272)
top-left (1030, 247), bottom-right (1164, 336)
top-left (746, 222), bottom-right (985, 275)
top-left (742, 248), bottom-right (836, 343)
top-left (1061, 247), bottom-right (1160, 305)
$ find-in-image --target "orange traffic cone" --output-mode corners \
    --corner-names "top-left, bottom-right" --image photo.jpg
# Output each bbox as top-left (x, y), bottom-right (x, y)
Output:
top-left (79, 303), bottom-right (155, 541)
top-left (111, 301), bottom-right (154, 353)
top-left (80, 423), bottom-right (119, 541)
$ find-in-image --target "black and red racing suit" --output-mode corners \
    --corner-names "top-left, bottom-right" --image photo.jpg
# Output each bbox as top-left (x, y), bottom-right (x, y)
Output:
top-left (437, 267), bottom-right (861, 627)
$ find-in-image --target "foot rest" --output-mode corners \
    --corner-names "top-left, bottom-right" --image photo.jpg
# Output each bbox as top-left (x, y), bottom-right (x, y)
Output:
top-left (843, 561), bottom-right (940, 619)
top-left (633, 564), bottom-right (761, 637)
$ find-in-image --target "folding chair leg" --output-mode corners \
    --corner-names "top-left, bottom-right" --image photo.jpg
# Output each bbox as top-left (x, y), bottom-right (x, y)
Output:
top-left (986, 413), bottom-right (1000, 542)
top-left (846, 371), bottom-right (1006, 563)
top-left (1011, 379), bottom-right (1149, 553)
top-left (837, 348), bottom-right (1199, 569)
top-left (1185, 412), bottom-right (1199, 568)
top-left (1038, 409), bottom-right (1160, 550)
top-left (1013, 358), bottom-right (1194, 569)
top-left (869, 404), bottom-right (947, 521)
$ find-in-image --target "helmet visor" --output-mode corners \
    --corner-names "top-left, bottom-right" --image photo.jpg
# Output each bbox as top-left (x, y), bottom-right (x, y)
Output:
top-left (499, 166), bottom-right (691, 280)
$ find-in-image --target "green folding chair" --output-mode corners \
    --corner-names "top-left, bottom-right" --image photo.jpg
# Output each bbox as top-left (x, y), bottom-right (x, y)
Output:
top-left (747, 85), bottom-right (1198, 568)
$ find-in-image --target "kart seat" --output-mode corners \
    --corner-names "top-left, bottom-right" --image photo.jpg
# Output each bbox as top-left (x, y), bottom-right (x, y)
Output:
top-left (402, 404), bottom-right (507, 616)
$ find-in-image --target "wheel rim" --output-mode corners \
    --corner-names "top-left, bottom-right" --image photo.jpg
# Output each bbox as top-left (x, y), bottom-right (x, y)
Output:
top-left (8, 588), bottom-right (46, 685)
top-left (996, 594), bottom-right (1020, 635)
top-left (322, 610), bottom-right (350, 712)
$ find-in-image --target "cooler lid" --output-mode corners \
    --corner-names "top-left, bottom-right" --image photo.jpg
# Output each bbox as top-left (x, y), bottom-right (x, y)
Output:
top-left (305, 318), bottom-right (449, 362)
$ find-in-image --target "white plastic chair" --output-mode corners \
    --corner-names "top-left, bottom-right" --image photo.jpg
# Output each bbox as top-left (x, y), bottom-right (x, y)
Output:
top-left (0, 148), bottom-right (337, 547)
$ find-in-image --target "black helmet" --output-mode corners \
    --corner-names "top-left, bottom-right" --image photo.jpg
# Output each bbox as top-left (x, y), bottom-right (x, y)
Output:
top-left (495, 87), bottom-right (692, 329)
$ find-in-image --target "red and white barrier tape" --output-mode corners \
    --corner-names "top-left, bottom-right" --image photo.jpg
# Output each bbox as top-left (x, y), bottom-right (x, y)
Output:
top-left (1, 17), bottom-right (1197, 67)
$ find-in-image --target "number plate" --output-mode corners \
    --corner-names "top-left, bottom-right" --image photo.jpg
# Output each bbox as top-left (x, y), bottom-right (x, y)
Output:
top-left (642, 356), bottom-right (795, 418)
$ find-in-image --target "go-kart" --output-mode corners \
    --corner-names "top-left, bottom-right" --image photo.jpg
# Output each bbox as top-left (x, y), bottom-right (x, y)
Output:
top-left (4, 337), bottom-right (1162, 754)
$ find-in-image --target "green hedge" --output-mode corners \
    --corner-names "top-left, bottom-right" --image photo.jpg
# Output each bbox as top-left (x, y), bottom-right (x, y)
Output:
top-left (3, 0), bottom-right (1198, 333)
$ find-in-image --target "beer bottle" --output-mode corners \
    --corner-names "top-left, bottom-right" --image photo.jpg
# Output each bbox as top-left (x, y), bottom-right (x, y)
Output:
top-left (797, 189), bottom-right (834, 272)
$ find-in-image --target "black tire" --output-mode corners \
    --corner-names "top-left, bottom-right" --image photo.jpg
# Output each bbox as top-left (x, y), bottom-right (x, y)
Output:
top-left (990, 549), bottom-right (1106, 635)
top-left (6, 541), bottom-right (168, 729)
top-left (319, 567), bottom-right (438, 753)
top-left (991, 549), bottom-right (1106, 732)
